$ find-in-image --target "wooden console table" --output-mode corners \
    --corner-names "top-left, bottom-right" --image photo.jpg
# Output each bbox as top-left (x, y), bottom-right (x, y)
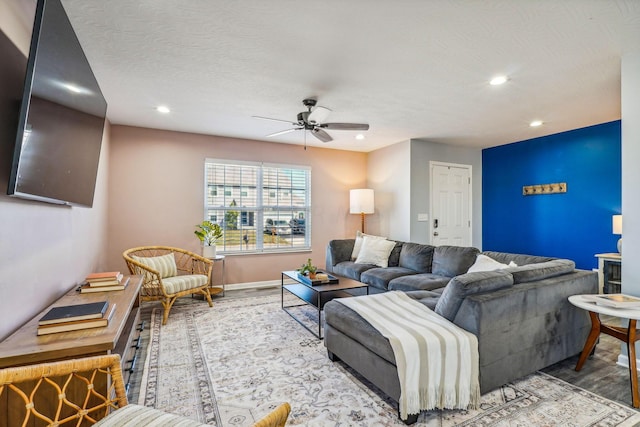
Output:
top-left (0, 276), bottom-right (143, 424)
top-left (0, 275), bottom-right (143, 380)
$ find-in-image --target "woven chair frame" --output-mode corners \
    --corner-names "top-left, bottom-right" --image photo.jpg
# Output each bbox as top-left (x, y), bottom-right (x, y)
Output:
top-left (122, 246), bottom-right (214, 324)
top-left (0, 354), bottom-right (128, 426)
top-left (252, 402), bottom-right (291, 427)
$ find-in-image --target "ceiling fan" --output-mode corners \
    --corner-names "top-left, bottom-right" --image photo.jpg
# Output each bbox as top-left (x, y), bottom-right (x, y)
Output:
top-left (253, 98), bottom-right (369, 143)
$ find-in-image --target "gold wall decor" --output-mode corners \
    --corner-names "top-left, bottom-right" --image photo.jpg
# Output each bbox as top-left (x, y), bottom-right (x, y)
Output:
top-left (522, 182), bottom-right (567, 196)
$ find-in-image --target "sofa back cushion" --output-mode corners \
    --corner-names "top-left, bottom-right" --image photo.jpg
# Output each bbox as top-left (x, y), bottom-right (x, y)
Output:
top-left (388, 241), bottom-right (404, 267)
top-left (506, 259), bottom-right (575, 284)
top-left (432, 245), bottom-right (480, 277)
top-left (328, 239), bottom-right (356, 266)
top-left (481, 251), bottom-right (555, 266)
top-left (434, 270), bottom-right (514, 321)
top-left (398, 243), bottom-right (434, 273)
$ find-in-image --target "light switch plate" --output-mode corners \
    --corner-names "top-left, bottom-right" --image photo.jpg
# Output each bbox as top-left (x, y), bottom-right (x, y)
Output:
top-left (418, 213), bottom-right (429, 222)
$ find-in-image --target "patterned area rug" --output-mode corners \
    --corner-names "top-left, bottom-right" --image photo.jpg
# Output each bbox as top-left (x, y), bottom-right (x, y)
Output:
top-left (138, 294), bottom-right (640, 426)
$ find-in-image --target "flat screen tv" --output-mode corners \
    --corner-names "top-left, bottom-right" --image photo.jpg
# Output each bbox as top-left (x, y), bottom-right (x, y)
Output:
top-left (7, 0), bottom-right (107, 207)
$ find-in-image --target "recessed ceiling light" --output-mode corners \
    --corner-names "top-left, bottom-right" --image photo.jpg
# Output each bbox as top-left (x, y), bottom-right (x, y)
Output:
top-left (156, 105), bottom-right (170, 114)
top-left (355, 134), bottom-right (365, 140)
top-left (489, 75), bottom-right (508, 86)
top-left (530, 120), bottom-right (543, 127)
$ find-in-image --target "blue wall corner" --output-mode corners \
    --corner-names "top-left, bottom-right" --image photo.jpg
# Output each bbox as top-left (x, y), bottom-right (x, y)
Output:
top-left (482, 120), bottom-right (621, 270)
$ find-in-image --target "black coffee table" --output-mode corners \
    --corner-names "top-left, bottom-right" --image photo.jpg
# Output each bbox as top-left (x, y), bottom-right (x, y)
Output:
top-left (281, 270), bottom-right (368, 339)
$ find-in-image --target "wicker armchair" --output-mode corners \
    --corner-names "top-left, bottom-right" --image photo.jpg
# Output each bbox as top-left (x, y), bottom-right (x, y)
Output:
top-left (0, 354), bottom-right (290, 426)
top-left (122, 246), bottom-right (214, 325)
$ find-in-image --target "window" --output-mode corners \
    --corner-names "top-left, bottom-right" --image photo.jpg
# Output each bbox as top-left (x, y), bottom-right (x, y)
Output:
top-left (204, 159), bottom-right (311, 253)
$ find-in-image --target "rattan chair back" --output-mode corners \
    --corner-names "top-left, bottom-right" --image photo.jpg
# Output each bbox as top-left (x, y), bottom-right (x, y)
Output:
top-left (0, 354), bottom-right (127, 426)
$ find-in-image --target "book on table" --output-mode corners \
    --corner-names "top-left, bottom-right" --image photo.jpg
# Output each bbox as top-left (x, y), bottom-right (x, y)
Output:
top-left (583, 294), bottom-right (640, 308)
top-left (37, 303), bottom-right (116, 335)
top-left (79, 277), bottom-right (130, 293)
top-left (85, 271), bottom-right (124, 287)
top-left (38, 301), bottom-right (109, 325)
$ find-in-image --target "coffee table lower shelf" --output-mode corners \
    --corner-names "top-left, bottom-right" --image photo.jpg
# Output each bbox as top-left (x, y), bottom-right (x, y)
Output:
top-left (281, 271), bottom-right (368, 339)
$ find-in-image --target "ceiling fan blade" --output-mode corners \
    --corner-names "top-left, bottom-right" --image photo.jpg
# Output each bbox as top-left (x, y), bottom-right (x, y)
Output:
top-left (307, 106), bottom-right (331, 124)
top-left (266, 128), bottom-right (301, 138)
top-left (252, 115), bottom-right (298, 126)
top-left (311, 128), bottom-right (333, 143)
top-left (320, 122), bottom-right (370, 131)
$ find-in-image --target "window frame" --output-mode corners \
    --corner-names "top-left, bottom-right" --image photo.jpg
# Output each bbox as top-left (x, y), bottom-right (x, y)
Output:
top-left (203, 158), bottom-right (311, 254)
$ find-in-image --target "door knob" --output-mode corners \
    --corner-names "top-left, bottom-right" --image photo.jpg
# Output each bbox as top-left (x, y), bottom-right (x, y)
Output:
top-left (433, 232), bottom-right (439, 236)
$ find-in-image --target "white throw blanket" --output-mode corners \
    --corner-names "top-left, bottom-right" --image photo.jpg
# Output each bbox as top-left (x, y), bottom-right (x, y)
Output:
top-left (336, 291), bottom-right (480, 419)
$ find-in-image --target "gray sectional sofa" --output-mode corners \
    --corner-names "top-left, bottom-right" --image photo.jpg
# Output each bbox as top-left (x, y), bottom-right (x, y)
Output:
top-left (323, 238), bottom-right (598, 423)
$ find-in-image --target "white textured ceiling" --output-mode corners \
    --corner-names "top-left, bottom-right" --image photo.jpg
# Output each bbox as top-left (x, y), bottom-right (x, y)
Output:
top-left (60, 0), bottom-right (640, 152)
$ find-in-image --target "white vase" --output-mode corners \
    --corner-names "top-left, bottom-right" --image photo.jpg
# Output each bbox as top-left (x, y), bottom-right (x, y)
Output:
top-left (202, 245), bottom-right (217, 258)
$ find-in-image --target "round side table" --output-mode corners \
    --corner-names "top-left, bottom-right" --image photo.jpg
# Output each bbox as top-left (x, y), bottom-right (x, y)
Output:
top-left (208, 255), bottom-right (226, 297)
top-left (569, 294), bottom-right (640, 408)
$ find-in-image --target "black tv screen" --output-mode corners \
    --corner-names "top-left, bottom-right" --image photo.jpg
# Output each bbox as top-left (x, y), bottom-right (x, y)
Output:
top-left (7, 0), bottom-right (107, 207)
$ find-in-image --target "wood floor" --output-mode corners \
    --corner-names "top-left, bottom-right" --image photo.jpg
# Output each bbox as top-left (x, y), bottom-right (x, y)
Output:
top-left (128, 286), bottom-right (638, 412)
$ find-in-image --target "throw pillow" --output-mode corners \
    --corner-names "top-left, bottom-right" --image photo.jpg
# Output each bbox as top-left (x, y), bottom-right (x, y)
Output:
top-left (355, 236), bottom-right (396, 268)
top-left (467, 254), bottom-right (509, 273)
top-left (132, 253), bottom-right (178, 278)
top-left (351, 230), bottom-right (386, 260)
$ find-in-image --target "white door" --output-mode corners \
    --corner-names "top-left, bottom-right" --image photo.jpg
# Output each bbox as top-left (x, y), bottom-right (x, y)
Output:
top-left (430, 162), bottom-right (472, 246)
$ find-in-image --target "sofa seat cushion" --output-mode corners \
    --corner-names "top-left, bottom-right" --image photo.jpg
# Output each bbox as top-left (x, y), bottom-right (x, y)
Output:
top-left (506, 259), bottom-right (575, 284)
top-left (324, 300), bottom-right (396, 365)
top-left (404, 290), bottom-right (442, 310)
top-left (432, 246), bottom-right (480, 277)
top-left (94, 404), bottom-right (207, 426)
top-left (333, 261), bottom-right (376, 281)
top-left (387, 273), bottom-right (451, 292)
top-left (435, 270), bottom-right (514, 321)
top-left (398, 242), bottom-right (434, 273)
top-left (360, 267), bottom-right (417, 290)
top-left (162, 274), bottom-right (208, 294)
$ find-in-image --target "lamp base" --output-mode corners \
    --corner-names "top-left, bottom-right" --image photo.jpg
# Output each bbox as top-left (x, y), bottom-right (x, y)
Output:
top-left (618, 237), bottom-right (622, 254)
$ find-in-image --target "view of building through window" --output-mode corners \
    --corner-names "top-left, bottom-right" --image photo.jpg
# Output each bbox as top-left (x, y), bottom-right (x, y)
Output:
top-left (204, 159), bottom-right (311, 253)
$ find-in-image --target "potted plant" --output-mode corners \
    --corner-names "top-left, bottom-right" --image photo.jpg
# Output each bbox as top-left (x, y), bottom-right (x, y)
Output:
top-left (194, 220), bottom-right (223, 258)
top-left (297, 258), bottom-right (318, 279)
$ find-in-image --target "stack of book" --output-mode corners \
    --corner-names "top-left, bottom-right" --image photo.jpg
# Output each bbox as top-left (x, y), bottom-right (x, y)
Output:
top-left (80, 271), bottom-right (130, 293)
top-left (37, 301), bottom-right (115, 336)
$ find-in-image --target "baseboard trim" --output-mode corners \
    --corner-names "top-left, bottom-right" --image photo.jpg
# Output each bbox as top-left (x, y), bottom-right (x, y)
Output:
top-left (224, 280), bottom-right (280, 290)
top-left (616, 354), bottom-right (640, 370)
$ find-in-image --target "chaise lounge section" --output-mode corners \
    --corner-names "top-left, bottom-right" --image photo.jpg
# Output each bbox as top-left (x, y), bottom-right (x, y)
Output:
top-left (323, 238), bottom-right (598, 423)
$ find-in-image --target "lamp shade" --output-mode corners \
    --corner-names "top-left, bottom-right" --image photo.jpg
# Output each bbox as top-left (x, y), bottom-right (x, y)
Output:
top-left (613, 214), bottom-right (622, 235)
top-left (350, 189), bottom-right (374, 214)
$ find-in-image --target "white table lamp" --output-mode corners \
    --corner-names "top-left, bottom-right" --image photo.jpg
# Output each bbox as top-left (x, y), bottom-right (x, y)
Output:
top-left (350, 189), bottom-right (374, 233)
top-left (613, 214), bottom-right (622, 254)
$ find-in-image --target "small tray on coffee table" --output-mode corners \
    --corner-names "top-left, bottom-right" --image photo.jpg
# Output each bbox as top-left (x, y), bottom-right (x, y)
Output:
top-left (296, 271), bottom-right (339, 286)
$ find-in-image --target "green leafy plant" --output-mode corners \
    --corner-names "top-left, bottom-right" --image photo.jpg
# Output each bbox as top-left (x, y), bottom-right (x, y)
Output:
top-left (297, 258), bottom-right (318, 277)
top-left (194, 220), bottom-right (223, 246)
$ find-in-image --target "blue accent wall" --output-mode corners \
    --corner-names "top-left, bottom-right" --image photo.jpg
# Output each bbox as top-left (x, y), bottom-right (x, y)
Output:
top-left (482, 121), bottom-right (621, 270)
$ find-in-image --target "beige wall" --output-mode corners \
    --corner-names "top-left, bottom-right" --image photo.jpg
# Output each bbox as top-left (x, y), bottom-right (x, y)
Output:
top-left (106, 125), bottom-right (368, 285)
